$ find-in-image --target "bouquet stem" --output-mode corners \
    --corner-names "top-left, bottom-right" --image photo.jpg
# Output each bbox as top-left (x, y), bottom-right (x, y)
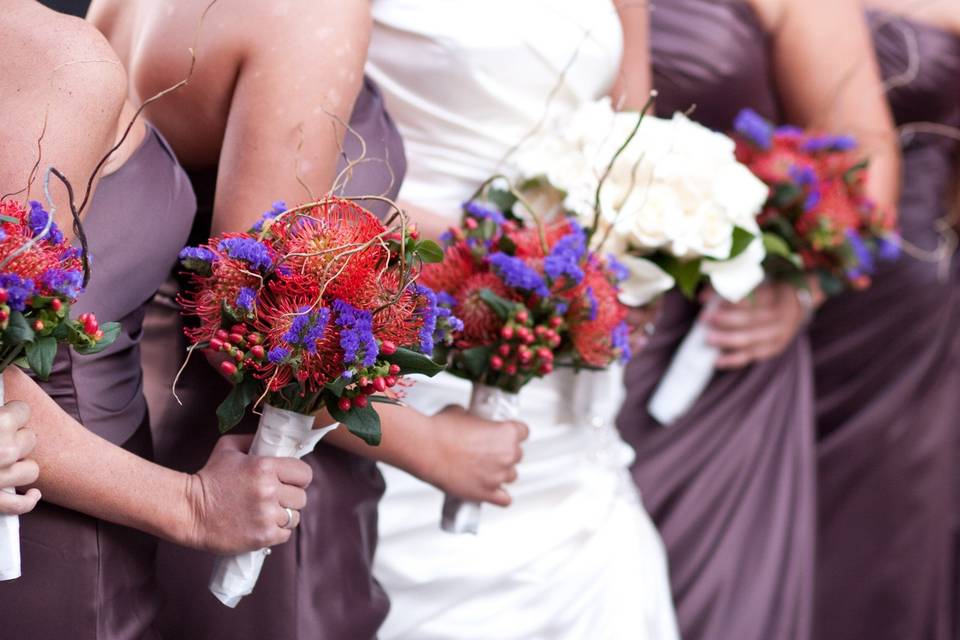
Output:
top-left (441, 384), bottom-right (520, 535)
top-left (0, 377), bottom-right (20, 582)
top-left (647, 301), bottom-right (719, 426)
top-left (209, 404), bottom-right (337, 607)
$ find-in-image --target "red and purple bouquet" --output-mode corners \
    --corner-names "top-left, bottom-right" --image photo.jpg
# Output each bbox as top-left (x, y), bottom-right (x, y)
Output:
top-left (0, 199), bottom-right (117, 583)
top-left (733, 109), bottom-right (900, 294)
top-left (178, 196), bottom-right (454, 606)
top-left (425, 181), bottom-right (632, 533)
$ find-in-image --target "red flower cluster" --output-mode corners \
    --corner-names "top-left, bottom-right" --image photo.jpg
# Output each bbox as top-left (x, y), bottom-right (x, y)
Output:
top-left (733, 109), bottom-right (900, 293)
top-left (425, 195), bottom-right (630, 394)
top-left (178, 197), bottom-right (454, 441)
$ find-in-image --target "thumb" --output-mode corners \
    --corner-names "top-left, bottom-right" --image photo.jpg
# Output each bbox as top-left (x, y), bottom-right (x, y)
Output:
top-left (215, 433), bottom-right (255, 454)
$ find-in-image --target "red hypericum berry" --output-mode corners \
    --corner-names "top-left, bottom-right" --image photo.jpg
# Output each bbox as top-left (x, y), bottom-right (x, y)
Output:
top-left (372, 377), bottom-right (387, 393)
top-left (219, 361), bottom-right (237, 377)
top-left (518, 348), bottom-right (533, 364)
top-left (490, 355), bottom-right (504, 370)
top-left (246, 333), bottom-right (262, 345)
top-left (498, 343), bottom-right (511, 357)
top-left (338, 397), bottom-right (352, 412)
top-left (50, 298), bottom-right (63, 312)
top-left (465, 218), bottom-right (479, 230)
top-left (516, 310), bottom-right (529, 324)
top-left (353, 395), bottom-right (369, 409)
top-left (362, 384), bottom-right (377, 395)
top-left (540, 362), bottom-right (554, 375)
top-left (549, 316), bottom-right (563, 328)
top-left (389, 364), bottom-right (401, 375)
top-left (234, 350), bottom-right (245, 362)
top-left (505, 364), bottom-right (518, 376)
top-left (516, 327), bottom-right (530, 341)
top-left (549, 336), bottom-right (561, 348)
top-left (250, 345), bottom-right (266, 359)
top-left (537, 348), bottom-right (553, 361)
top-left (408, 224), bottom-right (420, 240)
top-left (33, 320), bottom-right (44, 332)
top-left (503, 221), bottom-right (517, 233)
top-left (534, 326), bottom-right (548, 338)
top-left (523, 332), bottom-right (535, 345)
top-left (230, 324), bottom-right (247, 336)
top-left (215, 329), bottom-right (229, 341)
top-left (94, 330), bottom-right (103, 341)
top-left (380, 340), bottom-right (397, 356)
top-left (229, 333), bottom-right (245, 345)
top-left (384, 375), bottom-right (398, 387)
top-left (0, 290), bottom-right (8, 304)
top-left (500, 326), bottom-right (514, 340)
top-left (0, 310), bottom-right (9, 323)
top-left (209, 337), bottom-right (224, 352)
top-left (359, 376), bottom-right (370, 388)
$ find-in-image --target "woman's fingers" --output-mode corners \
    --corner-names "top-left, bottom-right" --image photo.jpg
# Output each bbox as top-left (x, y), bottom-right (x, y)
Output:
top-left (0, 459), bottom-right (39, 489)
top-left (0, 487), bottom-right (41, 516)
top-left (277, 483), bottom-right (308, 511)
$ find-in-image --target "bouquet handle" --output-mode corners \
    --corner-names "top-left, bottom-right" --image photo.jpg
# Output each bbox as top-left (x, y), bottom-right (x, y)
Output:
top-left (209, 405), bottom-right (337, 608)
top-left (647, 302), bottom-right (719, 426)
top-left (440, 385), bottom-right (520, 535)
top-left (0, 377), bottom-right (21, 582)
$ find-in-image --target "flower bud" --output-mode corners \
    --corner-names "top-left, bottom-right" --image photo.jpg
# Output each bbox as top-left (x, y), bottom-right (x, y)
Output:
top-left (353, 395), bottom-right (369, 409)
top-left (338, 397), bottom-right (352, 412)
top-left (220, 361), bottom-right (237, 377)
top-left (515, 310), bottom-right (529, 324)
top-left (215, 329), bottom-right (229, 342)
top-left (384, 375), bottom-right (398, 387)
top-left (50, 298), bottom-right (63, 312)
top-left (498, 343), bottom-right (512, 357)
top-left (372, 377), bottom-right (387, 392)
top-left (500, 326), bottom-right (514, 340)
top-left (490, 355), bottom-right (504, 370)
top-left (380, 340), bottom-right (398, 355)
top-left (33, 320), bottom-right (44, 332)
top-left (209, 337), bottom-right (224, 352)
top-left (250, 345), bottom-right (266, 360)
top-left (388, 364), bottom-right (401, 375)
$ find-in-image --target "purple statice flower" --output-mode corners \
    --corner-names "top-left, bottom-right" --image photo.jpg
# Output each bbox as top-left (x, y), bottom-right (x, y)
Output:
top-left (801, 135), bottom-right (857, 154)
top-left (333, 299), bottom-right (378, 370)
top-left (585, 286), bottom-right (599, 321)
top-left (0, 274), bottom-right (35, 312)
top-left (439, 230), bottom-right (455, 245)
top-left (775, 125), bottom-right (804, 138)
top-left (462, 201), bottom-right (507, 225)
top-left (488, 253), bottom-right (549, 297)
top-left (555, 301), bottom-right (569, 316)
top-left (282, 306), bottom-right (330, 354)
top-left (62, 246), bottom-right (82, 261)
top-left (544, 224), bottom-right (587, 284)
top-left (235, 287), bottom-right (257, 313)
top-left (845, 229), bottom-right (875, 274)
top-left (267, 346), bottom-right (291, 364)
top-left (788, 164), bottom-right (818, 188)
top-left (804, 188), bottom-right (822, 212)
top-left (28, 201), bottom-right (64, 244)
top-left (179, 246), bottom-right (217, 270)
top-left (40, 268), bottom-right (83, 299)
top-left (412, 283), bottom-right (440, 354)
top-left (607, 254), bottom-right (630, 283)
top-left (217, 237), bottom-right (273, 271)
top-left (734, 109), bottom-right (774, 150)
top-left (251, 200), bottom-right (288, 232)
top-left (877, 234), bottom-right (901, 261)
top-left (611, 320), bottom-right (632, 364)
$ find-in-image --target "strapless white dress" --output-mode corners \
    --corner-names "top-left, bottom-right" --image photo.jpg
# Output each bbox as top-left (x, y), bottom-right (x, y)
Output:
top-left (367, 2), bottom-right (680, 638)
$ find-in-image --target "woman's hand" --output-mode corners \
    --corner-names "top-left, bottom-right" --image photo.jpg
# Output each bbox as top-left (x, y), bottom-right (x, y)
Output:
top-left (625, 302), bottom-right (661, 355)
top-left (0, 401), bottom-right (41, 515)
top-left (703, 281), bottom-right (816, 370)
top-left (183, 435), bottom-right (313, 554)
top-left (421, 405), bottom-right (529, 507)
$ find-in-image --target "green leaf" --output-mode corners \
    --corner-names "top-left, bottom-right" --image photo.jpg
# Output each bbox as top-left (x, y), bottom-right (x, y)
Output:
top-left (369, 395), bottom-right (402, 406)
top-left (660, 257), bottom-right (703, 298)
top-left (25, 336), bottom-right (58, 380)
top-left (324, 376), bottom-right (350, 398)
top-left (487, 188), bottom-right (517, 213)
top-left (327, 400), bottom-right (381, 446)
top-left (384, 346), bottom-right (445, 377)
top-left (73, 322), bottom-right (121, 355)
top-left (416, 239), bottom-right (444, 264)
top-left (478, 288), bottom-right (517, 320)
top-left (216, 375), bottom-right (261, 433)
top-left (728, 226), bottom-right (755, 260)
top-left (4, 312), bottom-right (34, 344)
top-left (458, 345), bottom-right (493, 379)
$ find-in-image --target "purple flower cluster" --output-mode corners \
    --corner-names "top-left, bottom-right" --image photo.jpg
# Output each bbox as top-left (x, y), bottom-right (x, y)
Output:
top-left (234, 287), bottom-right (257, 313)
top-left (611, 320), bottom-right (631, 364)
top-left (40, 268), bottom-right (83, 299)
top-left (217, 237), bottom-right (273, 271)
top-left (488, 253), bottom-right (549, 297)
top-left (844, 229), bottom-right (875, 278)
top-left (412, 284), bottom-right (440, 354)
top-left (585, 286), bottom-right (599, 321)
top-left (606, 254), bottom-right (630, 283)
top-left (788, 165), bottom-right (817, 188)
top-left (267, 346), bottom-right (291, 364)
top-left (0, 274), bottom-right (35, 311)
top-left (801, 135), bottom-right (857, 154)
top-left (877, 235), bottom-right (901, 261)
top-left (282, 306), bottom-right (330, 355)
top-left (28, 201), bottom-right (64, 244)
top-left (734, 109), bottom-right (774, 150)
top-left (333, 299), bottom-right (378, 370)
top-left (251, 201), bottom-right (288, 233)
top-left (462, 201), bottom-right (507, 225)
top-left (544, 224), bottom-right (586, 284)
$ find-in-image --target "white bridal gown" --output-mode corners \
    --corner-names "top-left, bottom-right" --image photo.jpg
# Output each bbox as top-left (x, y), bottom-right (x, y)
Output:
top-left (367, 2), bottom-right (680, 638)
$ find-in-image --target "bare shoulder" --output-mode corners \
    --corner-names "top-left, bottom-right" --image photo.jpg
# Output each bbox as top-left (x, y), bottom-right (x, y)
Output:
top-left (2, 4), bottom-right (126, 119)
top-left (231, 0), bottom-right (371, 56)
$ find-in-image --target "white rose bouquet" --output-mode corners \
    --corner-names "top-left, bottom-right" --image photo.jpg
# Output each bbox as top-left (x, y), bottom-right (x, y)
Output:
top-left (510, 97), bottom-right (770, 424)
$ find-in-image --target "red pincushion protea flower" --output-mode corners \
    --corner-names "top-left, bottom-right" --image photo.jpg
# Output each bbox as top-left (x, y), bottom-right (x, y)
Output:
top-left (277, 200), bottom-right (388, 303)
top-left (455, 272), bottom-right (515, 346)
top-left (420, 245), bottom-right (479, 294)
top-left (350, 269), bottom-right (424, 348)
top-left (180, 255), bottom-right (263, 343)
top-left (507, 219), bottom-right (574, 260)
top-left (565, 264), bottom-right (628, 367)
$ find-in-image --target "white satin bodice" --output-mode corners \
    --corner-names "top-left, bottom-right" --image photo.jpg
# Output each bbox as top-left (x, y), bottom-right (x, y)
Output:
top-left (368, 0), bottom-right (624, 216)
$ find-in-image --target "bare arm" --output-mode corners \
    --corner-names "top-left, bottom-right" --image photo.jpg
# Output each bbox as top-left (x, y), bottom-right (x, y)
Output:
top-left (612, 0), bottom-right (653, 110)
top-left (210, 1), bottom-right (371, 234)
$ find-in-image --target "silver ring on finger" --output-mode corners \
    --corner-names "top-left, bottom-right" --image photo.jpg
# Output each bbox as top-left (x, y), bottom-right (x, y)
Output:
top-left (281, 507), bottom-right (296, 530)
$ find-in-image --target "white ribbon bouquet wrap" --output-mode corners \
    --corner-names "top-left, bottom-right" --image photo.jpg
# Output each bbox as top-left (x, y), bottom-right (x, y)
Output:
top-left (441, 384), bottom-right (520, 534)
top-left (209, 404), bottom-right (337, 607)
top-left (0, 378), bottom-right (20, 581)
